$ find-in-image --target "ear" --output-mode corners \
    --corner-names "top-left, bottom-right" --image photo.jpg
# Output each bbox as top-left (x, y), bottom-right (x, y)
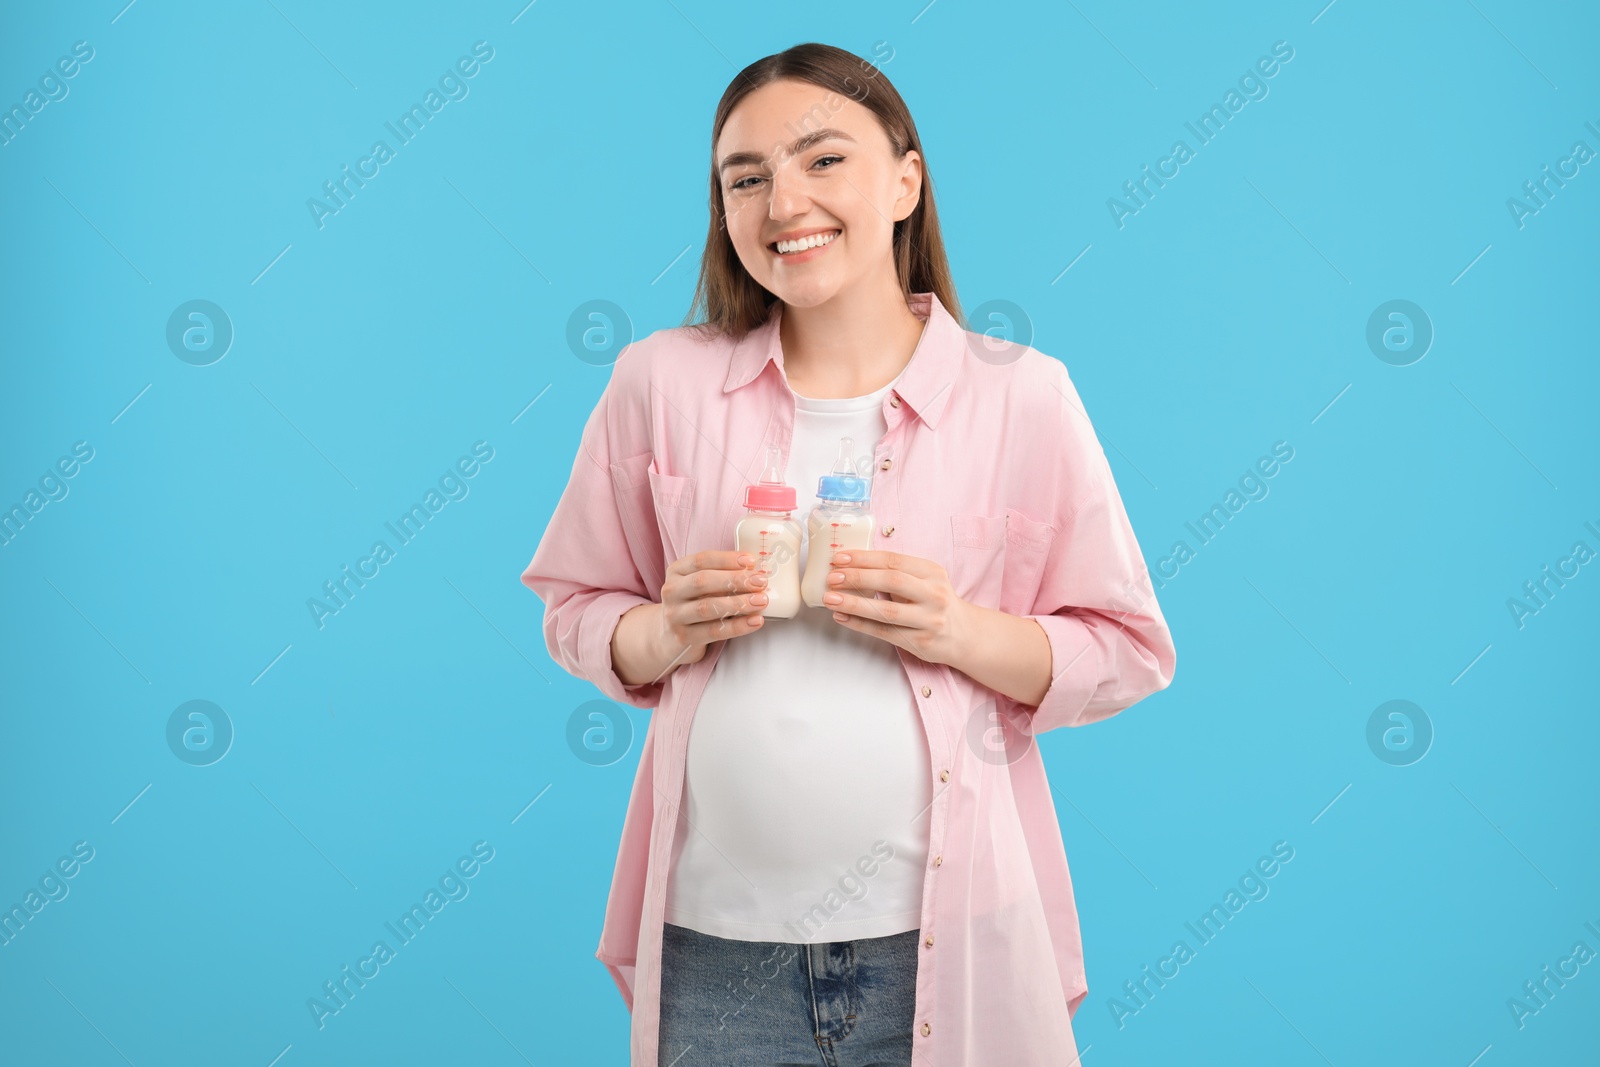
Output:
top-left (892, 150), bottom-right (923, 222)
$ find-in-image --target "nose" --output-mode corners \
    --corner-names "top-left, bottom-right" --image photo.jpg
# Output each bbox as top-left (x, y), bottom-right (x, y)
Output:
top-left (767, 152), bottom-right (809, 222)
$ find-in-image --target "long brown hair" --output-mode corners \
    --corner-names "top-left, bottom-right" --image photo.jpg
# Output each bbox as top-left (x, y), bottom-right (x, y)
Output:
top-left (682, 42), bottom-right (964, 341)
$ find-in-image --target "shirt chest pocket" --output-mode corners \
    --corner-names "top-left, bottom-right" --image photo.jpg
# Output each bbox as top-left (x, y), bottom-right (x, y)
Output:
top-left (610, 452), bottom-right (698, 596)
top-left (646, 457), bottom-right (697, 566)
top-left (949, 508), bottom-right (1057, 615)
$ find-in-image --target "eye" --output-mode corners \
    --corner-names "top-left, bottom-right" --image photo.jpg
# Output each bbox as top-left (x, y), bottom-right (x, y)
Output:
top-left (728, 153), bottom-right (844, 192)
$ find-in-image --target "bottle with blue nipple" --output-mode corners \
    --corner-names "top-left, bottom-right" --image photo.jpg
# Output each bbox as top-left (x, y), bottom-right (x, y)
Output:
top-left (801, 436), bottom-right (875, 608)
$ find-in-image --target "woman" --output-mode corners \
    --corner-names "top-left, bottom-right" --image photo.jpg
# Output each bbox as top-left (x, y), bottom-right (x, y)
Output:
top-left (521, 42), bottom-right (1176, 1066)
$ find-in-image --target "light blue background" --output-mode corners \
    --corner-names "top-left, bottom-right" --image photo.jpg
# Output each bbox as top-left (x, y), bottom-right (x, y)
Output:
top-left (2, 1), bottom-right (1596, 1064)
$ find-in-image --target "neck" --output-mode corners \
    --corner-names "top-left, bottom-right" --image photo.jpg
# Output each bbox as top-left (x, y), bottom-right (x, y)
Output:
top-left (778, 270), bottom-right (928, 399)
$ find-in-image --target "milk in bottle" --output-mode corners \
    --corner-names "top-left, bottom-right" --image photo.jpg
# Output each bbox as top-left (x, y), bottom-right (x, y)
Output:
top-left (801, 436), bottom-right (876, 608)
top-left (734, 445), bottom-right (803, 618)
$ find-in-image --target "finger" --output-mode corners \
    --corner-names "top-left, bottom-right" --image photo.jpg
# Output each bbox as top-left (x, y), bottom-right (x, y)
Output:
top-left (663, 597), bottom-right (763, 651)
top-left (697, 566), bottom-right (769, 598)
top-left (683, 617), bottom-right (761, 646)
top-left (826, 566), bottom-right (918, 602)
top-left (828, 549), bottom-right (917, 573)
top-left (830, 610), bottom-right (910, 646)
top-left (682, 598), bottom-right (767, 640)
top-left (824, 588), bottom-right (919, 627)
top-left (672, 549), bottom-right (757, 577)
top-left (671, 561), bottom-right (765, 603)
top-left (668, 582), bottom-right (769, 626)
top-left (683, 587), bottom-right (767, 622)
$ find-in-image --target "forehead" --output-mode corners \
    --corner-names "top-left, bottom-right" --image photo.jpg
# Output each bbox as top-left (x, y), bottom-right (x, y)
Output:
top-left (717, 78), bottom-right (883, 157)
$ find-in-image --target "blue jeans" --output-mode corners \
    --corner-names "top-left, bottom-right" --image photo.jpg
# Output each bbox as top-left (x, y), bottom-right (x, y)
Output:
top-left (658, 921), bottom-right (920, 1066)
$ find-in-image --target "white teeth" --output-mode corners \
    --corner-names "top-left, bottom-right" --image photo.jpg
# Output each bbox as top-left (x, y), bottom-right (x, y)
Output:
top-left (775, 230), bottom-right (839, 254)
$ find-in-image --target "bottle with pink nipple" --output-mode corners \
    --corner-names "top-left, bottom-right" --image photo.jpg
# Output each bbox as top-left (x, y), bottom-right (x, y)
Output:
top-left (735, 446), bottom-right (803, 618)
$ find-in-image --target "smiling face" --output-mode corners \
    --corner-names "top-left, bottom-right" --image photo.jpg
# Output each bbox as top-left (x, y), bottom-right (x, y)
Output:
top-left (716, 78), bottom-right (923, 309)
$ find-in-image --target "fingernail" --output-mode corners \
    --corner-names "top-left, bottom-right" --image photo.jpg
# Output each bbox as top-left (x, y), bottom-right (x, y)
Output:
top-left (752, 593), bottom-right (768, 604)
top-left (824, 592), bottom-right (842, 604)
top-left (833, 553), bottom-right (850, 565)
top-left (738, 554), bottom-right (754, 567)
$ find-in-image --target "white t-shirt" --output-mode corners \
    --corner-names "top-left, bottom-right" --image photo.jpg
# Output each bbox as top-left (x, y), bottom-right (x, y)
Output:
top-left (664, 371), bottom-right (933, 943)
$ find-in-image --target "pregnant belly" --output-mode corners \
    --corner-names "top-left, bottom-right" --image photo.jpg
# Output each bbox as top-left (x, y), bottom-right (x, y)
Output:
top-left (681, 606), bottom-right (933, 877)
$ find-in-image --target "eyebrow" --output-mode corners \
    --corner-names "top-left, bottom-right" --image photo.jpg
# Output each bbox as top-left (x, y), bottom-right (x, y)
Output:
top-left (718, 128), bottom-right (858, 174)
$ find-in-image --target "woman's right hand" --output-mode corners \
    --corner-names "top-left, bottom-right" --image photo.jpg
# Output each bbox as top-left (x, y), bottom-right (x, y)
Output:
top-left (609, 551), bottom-right (770, 688)
top-left (658, 550), bottom-right (770, 664)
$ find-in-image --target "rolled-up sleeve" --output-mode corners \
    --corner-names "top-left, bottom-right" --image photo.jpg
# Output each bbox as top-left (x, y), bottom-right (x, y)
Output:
top-left (1016, 360), bottom-right (1176, 734)
top-left (520, 344), bottom-right (666, 709)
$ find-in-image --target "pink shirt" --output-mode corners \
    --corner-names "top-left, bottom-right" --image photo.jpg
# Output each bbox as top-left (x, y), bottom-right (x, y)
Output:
top-left (520, 290), bottom-right (1177, 1065)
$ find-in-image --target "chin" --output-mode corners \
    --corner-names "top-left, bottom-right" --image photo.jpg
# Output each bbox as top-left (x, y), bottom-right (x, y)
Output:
top-left (761, 275), bottom-right (847, 309)
top-left (774, 289), bottom-right (836, 309)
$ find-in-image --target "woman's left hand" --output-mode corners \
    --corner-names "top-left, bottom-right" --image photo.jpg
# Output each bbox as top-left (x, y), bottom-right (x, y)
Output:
top-left (822, 549), bottom-right (976, 666)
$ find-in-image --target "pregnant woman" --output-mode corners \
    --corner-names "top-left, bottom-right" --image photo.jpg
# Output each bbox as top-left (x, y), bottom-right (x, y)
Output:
top-left (521, 42), bottom-right (1177, 1067)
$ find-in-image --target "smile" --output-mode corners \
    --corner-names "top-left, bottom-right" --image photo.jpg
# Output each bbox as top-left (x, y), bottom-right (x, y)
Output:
top-left (770, 229), bottom-right (840, 256)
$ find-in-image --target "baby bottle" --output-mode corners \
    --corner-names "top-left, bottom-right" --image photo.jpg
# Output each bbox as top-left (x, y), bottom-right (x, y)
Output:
top-left (735, 446), bottom-right (803, 618)
top-left (801, 436), bottom-right (876, 608)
